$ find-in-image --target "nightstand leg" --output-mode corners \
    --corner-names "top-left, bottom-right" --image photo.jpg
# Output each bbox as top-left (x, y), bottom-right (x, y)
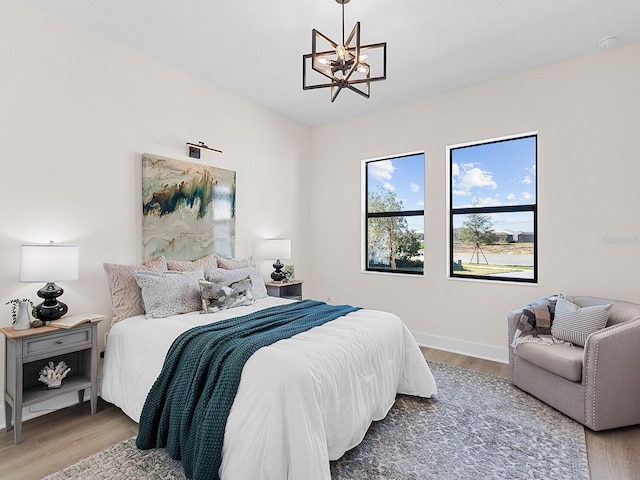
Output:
top-left (4, 401), bottom-right (11, 431)
top-left (14, 404), bottom-right (22, 444)
top-left (77, 389), bottom-right (84, 406)
top-left (91, 390), bottom-right (97, 415)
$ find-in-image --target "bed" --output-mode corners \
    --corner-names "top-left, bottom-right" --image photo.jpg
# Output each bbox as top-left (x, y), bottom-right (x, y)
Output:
top-left (100, 265), bottom-right (436, 480)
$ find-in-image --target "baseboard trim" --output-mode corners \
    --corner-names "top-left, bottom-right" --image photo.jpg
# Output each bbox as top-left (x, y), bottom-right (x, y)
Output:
top-left (0, 391), bottom-right (89, 431)
top-left (413, 332), bottom-right (508, 364)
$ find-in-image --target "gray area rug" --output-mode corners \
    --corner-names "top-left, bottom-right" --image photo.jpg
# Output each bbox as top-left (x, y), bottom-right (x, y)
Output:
top-left (44, 363), bottom-right (589, 479)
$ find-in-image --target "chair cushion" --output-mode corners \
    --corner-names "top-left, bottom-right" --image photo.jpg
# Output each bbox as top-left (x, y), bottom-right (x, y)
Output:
top-left (514, 342), bottom-right (584, 382)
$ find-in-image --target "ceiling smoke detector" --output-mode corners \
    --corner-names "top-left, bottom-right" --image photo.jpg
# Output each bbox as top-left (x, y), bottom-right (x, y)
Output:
top-left (598, 35), bottom-right (620, 49)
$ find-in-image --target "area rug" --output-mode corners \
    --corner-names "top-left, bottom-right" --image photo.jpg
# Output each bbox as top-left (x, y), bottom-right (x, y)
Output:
top-left (44, 362), bottom-right (589, 480)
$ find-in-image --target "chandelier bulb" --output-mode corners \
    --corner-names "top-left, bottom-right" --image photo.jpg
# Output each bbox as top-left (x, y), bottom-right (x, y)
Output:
top-left (336, 45), bottom-right (346, 60)
top-left (357, 64), bottom-right (370, 75)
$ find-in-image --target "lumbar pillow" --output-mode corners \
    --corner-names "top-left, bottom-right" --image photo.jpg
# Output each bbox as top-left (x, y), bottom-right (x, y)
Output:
top-left (206, 264), bottom-right (267, 299)
top-left (103, 256), bottom-right (167, 324)
top-left (551, 298), bottom-right (612, 346)
top-left (166, 253), bottom-right (218, 272)
top-left (134, 268), bottom-right (204, 319)
top-left (200, 277), bottom-right (254, 313)
top-left (216, 255), bottom-right (253, 270)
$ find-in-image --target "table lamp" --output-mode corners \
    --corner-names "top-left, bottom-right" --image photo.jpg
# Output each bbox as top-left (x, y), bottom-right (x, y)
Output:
top-left (20, 241), bottom-right (79, 322)
top-left (265, 238), bottom-right (291, 282)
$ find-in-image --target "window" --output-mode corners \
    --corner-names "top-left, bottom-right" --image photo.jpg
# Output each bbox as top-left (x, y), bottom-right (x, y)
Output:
top-left (364, 153), bottom-right (424, 274)
top-left (449, 134), bottom-right (537, 282)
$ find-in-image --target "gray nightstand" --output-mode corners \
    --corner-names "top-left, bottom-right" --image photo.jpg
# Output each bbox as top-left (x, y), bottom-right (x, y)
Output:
top-left (1, 323), bottom-right (99, 444)
top-left (265, 280), bottom-right (303, 300)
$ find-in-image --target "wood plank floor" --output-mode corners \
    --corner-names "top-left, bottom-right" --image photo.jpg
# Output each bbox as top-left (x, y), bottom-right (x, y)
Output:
top-left (1, 347), bottom-right (638, 479)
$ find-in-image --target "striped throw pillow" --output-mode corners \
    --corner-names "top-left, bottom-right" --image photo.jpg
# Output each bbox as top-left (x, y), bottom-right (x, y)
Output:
top-left (551, 298), bottom-right (612, 346)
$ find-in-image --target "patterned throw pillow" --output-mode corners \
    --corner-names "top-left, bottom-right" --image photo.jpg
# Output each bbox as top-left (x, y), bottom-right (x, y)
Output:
top-left (166, 253), bottom-right (218, 272)
top-left (216, 255), bottom-right (253, 270)
top-left (551, 298), bottom-right (612, 346)
top-left (206, 264), bottom-right (267, 299)
top-left (199, 277), bottom-right (254, 313)
top-left (134, 268), bottom-right (204, 319)
top-left (103, 256), bottom-right (167, 324)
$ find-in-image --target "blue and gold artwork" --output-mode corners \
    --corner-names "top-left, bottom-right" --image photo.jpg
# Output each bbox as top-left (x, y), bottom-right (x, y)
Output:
top-left (142, 154), bottom-right (236, 261)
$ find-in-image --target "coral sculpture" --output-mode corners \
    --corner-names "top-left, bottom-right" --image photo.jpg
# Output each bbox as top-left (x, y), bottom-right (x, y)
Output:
top-left (38, 361), bottom-right (71, 389)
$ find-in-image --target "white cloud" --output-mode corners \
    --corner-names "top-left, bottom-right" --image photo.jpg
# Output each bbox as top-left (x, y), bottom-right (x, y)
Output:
top-left (410, 182), bottom-right (420, 193)
top-left (521, 192), bottom-right (532, 200)
top-left (416, 200), bottom-right (424, 207)
top-left (383, 182), bottom-right (395, 192)
top-left (452, 163), bottom-right (460, 176)
top-left (507, 193), bottom-right (516, 200)
top-left (452, 189), bottom-right (469, 196)
top-left (455, 166), bottom-right (497, 194)
top-left (522, 176), bottom-right (532, 185)
top-left (369, 160), bottom-right (395, 181)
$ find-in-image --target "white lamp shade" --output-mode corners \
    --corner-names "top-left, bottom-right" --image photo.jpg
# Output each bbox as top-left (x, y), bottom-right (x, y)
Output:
top-left (265, 238), bottom-right (291, 260)
top-left (20, 243), bottom-right (79, 283)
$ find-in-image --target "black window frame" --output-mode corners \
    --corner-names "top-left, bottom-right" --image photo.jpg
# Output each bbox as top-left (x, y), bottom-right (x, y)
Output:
top-left (364, 153), bottom-right (425, 275)
top-left (449, 134), bottom-right (538, 283)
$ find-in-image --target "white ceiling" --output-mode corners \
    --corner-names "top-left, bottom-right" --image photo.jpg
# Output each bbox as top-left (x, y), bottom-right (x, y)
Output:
top-left (23, 0), bottom-right (640, 127)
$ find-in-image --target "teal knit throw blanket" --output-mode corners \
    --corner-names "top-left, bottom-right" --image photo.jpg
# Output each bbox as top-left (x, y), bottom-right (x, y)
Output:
top-left (136, 299), bottom-right (361, 480)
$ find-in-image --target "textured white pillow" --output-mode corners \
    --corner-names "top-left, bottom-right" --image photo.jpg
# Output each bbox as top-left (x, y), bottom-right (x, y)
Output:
top-left (206, 264), bottom-right (267, 299)
top-left (551, 298), bottom-right (612, 346)
top-left (103, 256), bottom-right (167, 324)
top-left (134, 268), bottom-right (205, 319)
top-left (166, 253), bottom-right (218, 272)
top-left (216, 255), bottom-right (253, 270)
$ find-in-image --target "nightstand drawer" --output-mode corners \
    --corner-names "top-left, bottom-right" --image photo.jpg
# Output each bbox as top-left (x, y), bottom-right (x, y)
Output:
top-left (23, 328), bottom-right (92, 360)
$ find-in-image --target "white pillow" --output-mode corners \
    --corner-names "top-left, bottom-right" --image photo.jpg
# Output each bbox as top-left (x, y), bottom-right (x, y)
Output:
top-left (551, 298), bottom-right (612, 346)
top-left (134, 268), bottom-right (204, 319)
top-left (206, 264), bottom-right (267, 299)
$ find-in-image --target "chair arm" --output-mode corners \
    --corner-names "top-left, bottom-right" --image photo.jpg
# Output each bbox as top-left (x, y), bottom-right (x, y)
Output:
top-left (507, 309), bottom-right (523, 345)
top-left (583, 318), bottom-right (640, 430)
top-left (507, 309), bottom-right (523, 383)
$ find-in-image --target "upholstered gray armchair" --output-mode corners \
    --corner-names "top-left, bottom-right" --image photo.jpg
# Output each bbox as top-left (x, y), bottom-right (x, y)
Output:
top-left (508, 295), bottom-right (640, 431)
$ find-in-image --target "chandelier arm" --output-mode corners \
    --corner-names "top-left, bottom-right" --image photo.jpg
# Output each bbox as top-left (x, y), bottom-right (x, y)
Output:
top-left (341, 1), bottom-right (345, 46)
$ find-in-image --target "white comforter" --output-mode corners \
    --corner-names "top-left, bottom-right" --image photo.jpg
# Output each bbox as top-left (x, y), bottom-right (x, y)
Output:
top-left (100, 297), bottom-right (437, 480)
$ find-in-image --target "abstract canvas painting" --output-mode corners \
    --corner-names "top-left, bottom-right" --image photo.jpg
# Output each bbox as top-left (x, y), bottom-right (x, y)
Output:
top-left (142, 154), bottom-right (236, 261)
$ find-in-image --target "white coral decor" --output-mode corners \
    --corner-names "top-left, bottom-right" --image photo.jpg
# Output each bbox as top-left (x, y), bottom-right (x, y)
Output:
top-left (38, 361), bottom-right (71, 389)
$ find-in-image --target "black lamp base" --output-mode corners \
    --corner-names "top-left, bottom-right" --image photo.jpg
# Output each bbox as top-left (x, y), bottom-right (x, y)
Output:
top-left (35, 282), bottom-right (68, 322)
top-left (270, 259), bottom-right (286, 282)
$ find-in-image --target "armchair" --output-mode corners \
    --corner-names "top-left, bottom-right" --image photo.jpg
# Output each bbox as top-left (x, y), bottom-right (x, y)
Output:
top-left (508, 296), bottom-right (640, 431)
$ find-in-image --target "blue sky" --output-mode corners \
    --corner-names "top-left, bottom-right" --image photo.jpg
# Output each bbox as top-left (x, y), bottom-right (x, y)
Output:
top-left (367, 153), bottom-right (424, 234)
top-left (451, 136), bottom-right (536, 208)
top-left (451, 136), bottom-right (536, 232)
top-left (366, 136), bottom-right (536, 235)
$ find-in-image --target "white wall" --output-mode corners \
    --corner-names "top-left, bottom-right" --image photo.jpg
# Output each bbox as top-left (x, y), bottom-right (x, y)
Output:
top-left (0, 0), bottom-right (311, 421)
top-left (308, 42), bottom-right (640, 362)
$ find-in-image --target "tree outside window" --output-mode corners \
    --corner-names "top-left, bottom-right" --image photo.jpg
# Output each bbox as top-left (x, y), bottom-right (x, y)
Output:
top-left (365, 153), bottom-right (424, 275)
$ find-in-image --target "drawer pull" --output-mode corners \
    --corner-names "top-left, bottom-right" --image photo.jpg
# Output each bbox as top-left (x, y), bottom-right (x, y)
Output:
top-left (56, 340), bottom-right (63, 344)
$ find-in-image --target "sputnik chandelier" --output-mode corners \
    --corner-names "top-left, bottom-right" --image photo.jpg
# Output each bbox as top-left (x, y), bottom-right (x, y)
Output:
top-left (303, 0), bottom-right (387, 102)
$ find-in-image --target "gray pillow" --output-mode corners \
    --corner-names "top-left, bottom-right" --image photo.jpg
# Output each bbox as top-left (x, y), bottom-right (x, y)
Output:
top-left (206, 264), bottom-right (267, 299)
top-left (199, 277), bottom-right (254, 313)
top-left (551, 298), bottom-right (612, 346)
top-left (134, 268), bottom-right (204, 319)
